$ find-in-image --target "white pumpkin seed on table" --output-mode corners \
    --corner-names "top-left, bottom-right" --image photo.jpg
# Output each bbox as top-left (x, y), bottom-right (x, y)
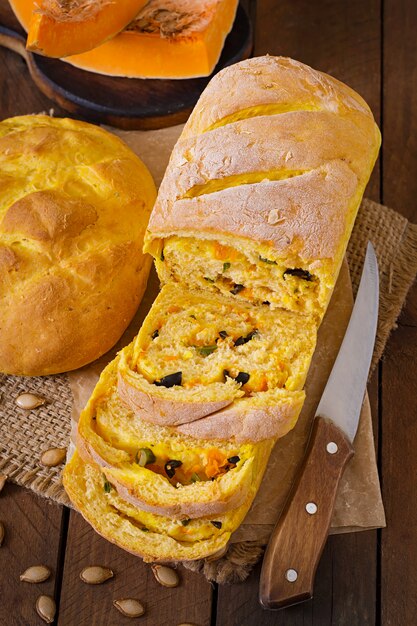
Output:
top-left (79, 565), bottom-right (114, 584)
top-left (151, 564), bottom-right (180, 588)
top-left (20, 565), bottom-right (51, 583)
top-left (15, 393), bottom-right (46, 410)
top-left (113, 598), bottom-right (145, 618)
top-left (35, 595), bottom-right (56, 624)
top-left (40, 448), bottom-right (67, 467)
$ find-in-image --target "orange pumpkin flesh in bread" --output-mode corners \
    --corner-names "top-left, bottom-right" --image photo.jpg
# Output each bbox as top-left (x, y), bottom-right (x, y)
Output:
top-left (10, 0), bottom-right (239, 78)
top-left (25, 0), bottom-right (149, 58)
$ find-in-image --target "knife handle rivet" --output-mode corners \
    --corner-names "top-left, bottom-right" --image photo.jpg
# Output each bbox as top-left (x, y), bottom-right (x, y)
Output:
top-left (305, 502), bottom-right (318, 515)
top-left (326, 442), bottom-right (338, 454)
top-left (285, 569), bottom-right (298, 583)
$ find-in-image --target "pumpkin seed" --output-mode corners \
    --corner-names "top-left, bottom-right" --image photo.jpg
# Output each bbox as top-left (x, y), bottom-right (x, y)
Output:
top-left (211, 521), bottom-right (222, 529)
top-left (230, 283), bottom-right (244, 295)
top-left (234, 330), bottom-right (258, 347)
top-left (283, 268), bottom-right (313, 281)
top-left (136, 448), bottom-right (156, 466)
top-left (195, 345), bottom-right (217, 356)
top-left (0, 521), bottom-right (5, 547)
top-left (113, 598), bottom-right (145, 618)
top-left (259, 255), bottom-right (277, 265)
top-left (0, 474), bottom-right (7, 493)
top-left (40, 448), bottom-right (66, 467)
top-left (177, 623), bottom-right (199, 626)
top-left (15, 393), bottom-right (45, 410)
top-left (165, 459), bottom-right (182, 479)
top-left (151, 564), bottom-right (179, 588)
top-left (20, 565), bottom-right (51, 583)
top-left (154, 371), bottom-right (182, 388)
top-left (35, 595), bottom-right (56, 624)
top-left (80, 565), bottom-right (113, 584)
top-left (235, 372), bottom-right (250, 386)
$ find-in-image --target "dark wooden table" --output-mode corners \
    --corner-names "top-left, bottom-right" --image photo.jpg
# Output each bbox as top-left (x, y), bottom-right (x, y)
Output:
top-left (1, 1), bottom-right (417, 624)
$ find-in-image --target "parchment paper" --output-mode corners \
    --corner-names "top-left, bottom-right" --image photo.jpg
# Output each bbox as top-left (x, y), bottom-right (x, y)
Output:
top-left (68, 124), bottom-right (385, 541)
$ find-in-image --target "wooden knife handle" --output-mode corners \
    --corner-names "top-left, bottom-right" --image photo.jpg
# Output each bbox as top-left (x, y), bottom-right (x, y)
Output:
top-left (259, 416), bottom-right (354, 610)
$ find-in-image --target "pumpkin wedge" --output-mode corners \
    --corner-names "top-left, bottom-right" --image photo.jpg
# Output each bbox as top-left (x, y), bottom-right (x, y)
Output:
top-left (26, 0), bottom-right (149, 58)
top-left (10, 0), bottom-right (239, 78)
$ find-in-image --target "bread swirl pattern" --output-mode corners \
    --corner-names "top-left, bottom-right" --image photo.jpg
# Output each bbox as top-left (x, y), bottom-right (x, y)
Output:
top-left (65, 56), bottom-right (380, 563)
top-left (64, 450), bottom-right (266, 562)
top-left (77, 359), bottom-right (274, 518)
top-left (117, 283), bottom-right (313, 424)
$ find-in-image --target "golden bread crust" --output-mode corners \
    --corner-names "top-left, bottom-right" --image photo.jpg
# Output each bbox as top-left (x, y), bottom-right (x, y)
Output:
top-left (63, 451), bottom-right (231, 562)
top-left (177, 390), bottom-right (305, 442)
top-left (181, 55), bottom-right (377, 138)
top-left (145, 55), bottom-right (380, 270)
top-left (117, 366), bottom-right (234, 425)
top-left (106, 472), bottom-right (249, 519)
top-left (149, 161), bottom-right (358, 260)
top-left (0, 115), bottom-right (156, 375)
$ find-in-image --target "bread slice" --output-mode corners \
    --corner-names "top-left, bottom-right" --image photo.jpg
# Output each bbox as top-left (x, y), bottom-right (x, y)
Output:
top-left (144, 56), bottom-right (380, 321)
top-left (64, 450), bottom-right (268, 562)
top-left (117, 283), bottom-right (315, 424)
top-left (77, 358), bottom-right (277, 518)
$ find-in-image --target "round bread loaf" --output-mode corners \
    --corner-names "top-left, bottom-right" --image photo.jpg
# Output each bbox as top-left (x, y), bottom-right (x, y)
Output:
top-left (0, 115), bottom-right (156, 376)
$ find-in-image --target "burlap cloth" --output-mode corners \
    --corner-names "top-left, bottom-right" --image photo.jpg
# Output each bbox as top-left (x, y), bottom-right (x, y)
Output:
top-left (1, 125), bottom-right (417, 584)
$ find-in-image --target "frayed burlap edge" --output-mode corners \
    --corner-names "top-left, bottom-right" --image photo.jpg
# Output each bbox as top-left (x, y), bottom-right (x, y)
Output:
top-left (182, 541), bottom-right (265, 584)
top-left (0, 450), bottom-right (71, 506)
top-left (372, 220), bottom-right (417, 369)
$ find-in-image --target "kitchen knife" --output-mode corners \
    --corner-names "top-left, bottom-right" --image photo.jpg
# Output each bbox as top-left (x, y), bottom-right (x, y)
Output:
top-left (259, 242), bottom-right (379, 610)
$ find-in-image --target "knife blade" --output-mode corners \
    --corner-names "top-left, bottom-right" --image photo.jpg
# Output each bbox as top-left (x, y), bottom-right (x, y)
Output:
top-left (259, 242), bottom-right (379, 610)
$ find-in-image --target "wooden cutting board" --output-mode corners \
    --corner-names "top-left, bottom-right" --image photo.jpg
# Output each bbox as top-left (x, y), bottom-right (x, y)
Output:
top-left (0, 3), bottom-right (252, 129)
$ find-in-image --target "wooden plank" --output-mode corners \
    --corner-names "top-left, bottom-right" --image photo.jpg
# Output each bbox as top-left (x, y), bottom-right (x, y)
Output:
top-left (217, 1), bottom-right (381, 623)
top-left (383, 0), bottom-right (417, 327)
top-left (381, 2), bottom-right (417, 622)
top-left (380, 326), bottom-right (417, 623)
top-left (0, 9), bottom-right (67, 624)
top-left (217, 531), bottom-right (377, 626)
top-left (0, 483), bottom-right (64, 626)
top-left (58, 510), bottom-right (213, 626)
top-left (253, 0), bottom-right (381, 200)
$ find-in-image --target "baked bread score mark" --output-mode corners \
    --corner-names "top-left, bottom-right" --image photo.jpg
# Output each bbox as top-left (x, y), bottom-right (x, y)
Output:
top-left (117, 283), bottom-right (316, 424)
top-left (145, 62), bottom-right (380, 319)
top-left (180, 56), bottom-right (377, 140)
